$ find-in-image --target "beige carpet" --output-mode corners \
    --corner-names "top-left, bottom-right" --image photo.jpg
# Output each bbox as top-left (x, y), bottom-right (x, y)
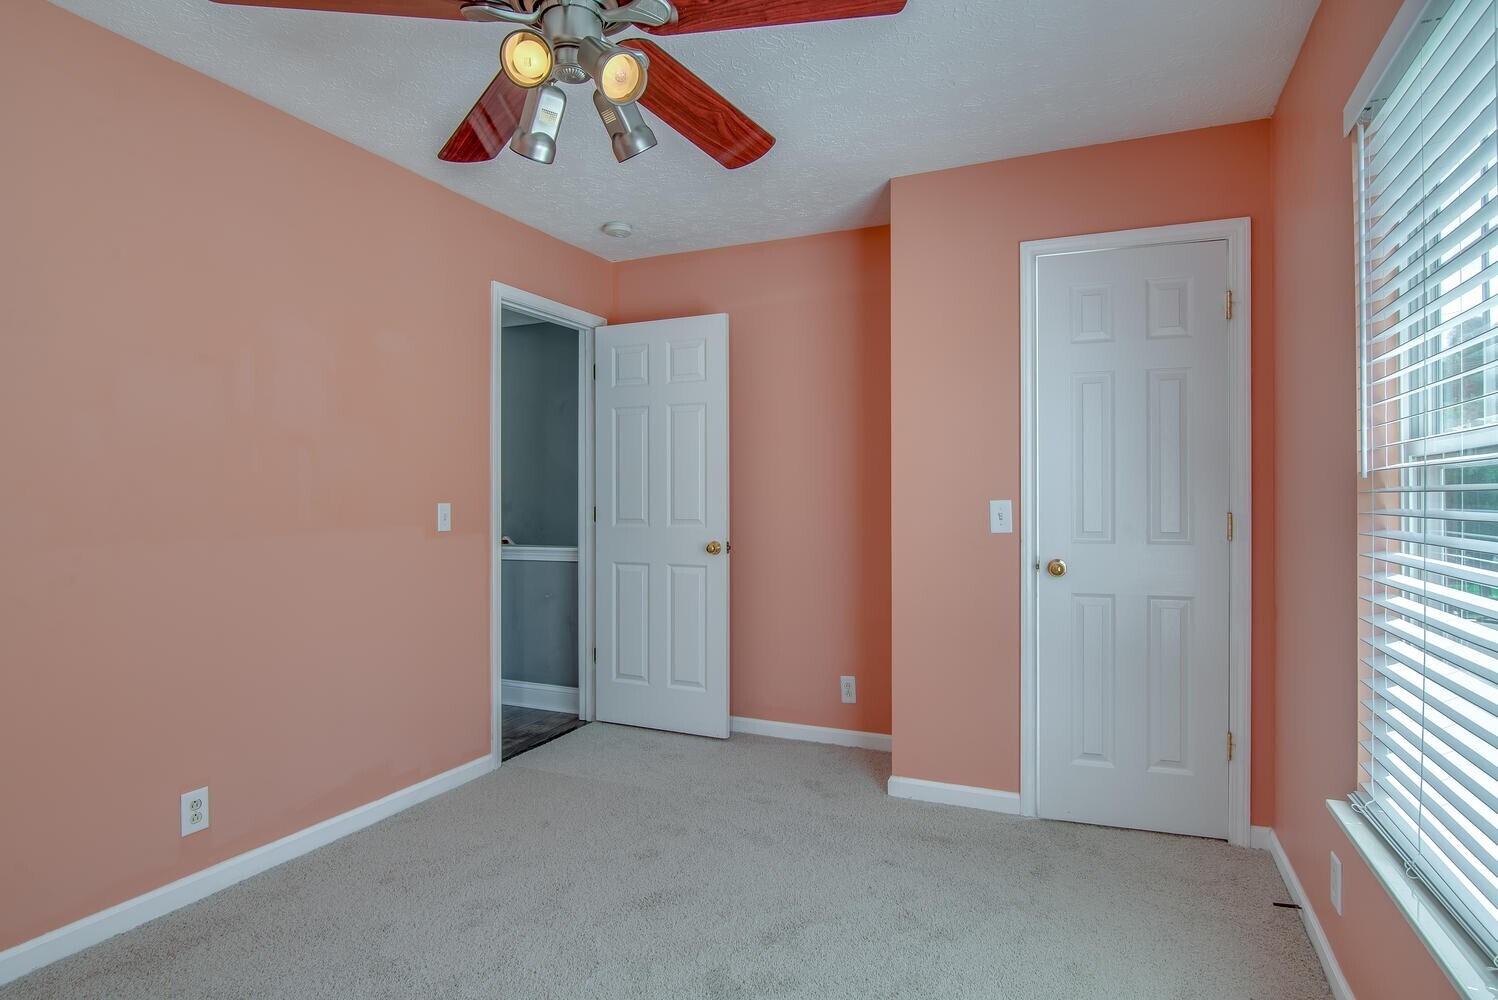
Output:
top-left (3, 724), bottom-right (1330, 999)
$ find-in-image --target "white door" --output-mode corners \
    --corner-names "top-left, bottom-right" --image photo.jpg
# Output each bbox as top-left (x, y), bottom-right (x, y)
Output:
top-left (594, 314), bottom-right (730, 738)
top-left (1035, 240), bottom-right (1231, 839)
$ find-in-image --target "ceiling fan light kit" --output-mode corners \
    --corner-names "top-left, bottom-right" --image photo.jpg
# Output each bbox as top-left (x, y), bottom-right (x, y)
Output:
top-left (211, 0), bottom-right (908, 171)
top-left (593, 90), bottom-right (658, 162)
top-left (578, 35), bottom-right (649, 104)
top-left (511, 83), bottom-right (568, 163)
top-left (498, 29), bottom-right (553, 87)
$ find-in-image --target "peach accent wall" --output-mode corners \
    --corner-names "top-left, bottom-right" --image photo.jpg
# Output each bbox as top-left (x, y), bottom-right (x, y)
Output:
top-left (1269, 0), bottom-right (1456, 995)
top-left (0, 1), bottom-right (611, 952)
top-left (888, 122), bottom-right (1277, 817)
top-left (613, 230), bottom-right (894, 736)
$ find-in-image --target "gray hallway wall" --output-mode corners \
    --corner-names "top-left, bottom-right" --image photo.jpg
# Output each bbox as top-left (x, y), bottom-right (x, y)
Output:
top-left (500, 314), bottom-right (579, 547)
top-left (500, 310), bottom-right (580, 691)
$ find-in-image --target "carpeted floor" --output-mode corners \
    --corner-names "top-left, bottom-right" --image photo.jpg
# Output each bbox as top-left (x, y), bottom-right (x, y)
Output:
top-left (3, 724), bottom-right (1331, 1000)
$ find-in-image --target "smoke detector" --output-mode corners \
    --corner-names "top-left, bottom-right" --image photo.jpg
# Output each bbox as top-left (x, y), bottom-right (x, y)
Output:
top-left (601, 221), bottom-right (634, 239)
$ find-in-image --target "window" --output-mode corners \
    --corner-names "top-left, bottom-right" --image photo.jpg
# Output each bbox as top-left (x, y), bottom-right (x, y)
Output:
top-left (1356, 0), bottom-right (1498, 968)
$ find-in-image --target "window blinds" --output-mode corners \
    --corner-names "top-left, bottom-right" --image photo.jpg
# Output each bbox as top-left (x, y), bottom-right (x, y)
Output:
top-left (1357, 0), bottom-right (1498, 964)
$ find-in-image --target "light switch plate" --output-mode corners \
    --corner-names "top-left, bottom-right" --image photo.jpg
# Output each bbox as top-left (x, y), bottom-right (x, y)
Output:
top-left (437, 502), bottom-right (452, 533)
top-left (989, 500), bottom-right (1013, 534)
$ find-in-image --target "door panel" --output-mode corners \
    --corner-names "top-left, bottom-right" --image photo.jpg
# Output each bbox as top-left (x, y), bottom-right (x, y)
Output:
top-left (595, 314), bottom-right (729, 738)
top-left (1036, 240), bottom-right (1230, 839)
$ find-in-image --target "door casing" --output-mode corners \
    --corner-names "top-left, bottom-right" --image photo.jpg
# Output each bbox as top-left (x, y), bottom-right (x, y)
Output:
top-left (489, 281), bottom-right (607, 767)
top-left (1018, 218), bottom-right (1253, 846)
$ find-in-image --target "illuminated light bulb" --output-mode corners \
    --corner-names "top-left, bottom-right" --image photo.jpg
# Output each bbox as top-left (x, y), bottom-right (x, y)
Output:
top-left (513, 40), bottom-right (549, 78)
top-left (601, 53), bottom-right (644, 103)
top-left (501, 31), bottom-right (553, 89)
top-left (579, 37), bottom-right (649, 105)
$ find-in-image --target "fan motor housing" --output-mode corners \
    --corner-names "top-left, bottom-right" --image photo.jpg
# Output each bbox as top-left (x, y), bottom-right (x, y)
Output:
top-left (552, 56), bottom-right (590, 85)
top-left (542, 1), bottom-right (610, 82)
top-left (540, 1), bottom-right (607, 48)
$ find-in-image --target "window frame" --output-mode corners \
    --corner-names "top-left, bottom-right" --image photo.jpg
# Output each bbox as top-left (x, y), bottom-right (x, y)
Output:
top-left (1346, 2), bottom-right (1498, 994)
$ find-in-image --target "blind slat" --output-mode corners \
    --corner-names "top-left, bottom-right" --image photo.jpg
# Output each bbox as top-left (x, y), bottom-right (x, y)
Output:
top-left (1365, 768), bottom-right (1498, 921)
top-left (1365, 636), bottom-right (1498, 714)
top-left (1366, 609), bottom-right (1498, 688)
top-left (1362, 722), bottom-right (1498, 824)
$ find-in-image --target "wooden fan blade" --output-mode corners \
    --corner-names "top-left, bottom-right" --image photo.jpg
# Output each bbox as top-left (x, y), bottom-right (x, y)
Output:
top-left (210, 0), bottom-right (469, 19)
top-left (648, 0), bottom-right (905, 35)
top-left (439, 72), bottom-right (529, 162)
top-left (620, 39), bottom-right (774, 169)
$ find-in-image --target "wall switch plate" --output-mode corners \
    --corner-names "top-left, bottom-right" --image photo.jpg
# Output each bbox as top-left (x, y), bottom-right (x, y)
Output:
top-left (436, 502), bottom-right (452, 533)
top-left (181, 786), bottom-right (209, 837)
top-left (1330, 851), bottom-right (1343, 915)
top-left (989, 499), bottom-right (1013, 534)
top-left (840, 675), bottom-right (857, 704)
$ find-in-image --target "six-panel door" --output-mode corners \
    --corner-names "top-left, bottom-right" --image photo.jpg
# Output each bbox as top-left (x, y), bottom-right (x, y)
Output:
top-left (594, 314), bottom-right (730, 739)
top-left (1035, 241), bottom-right (1232, 839)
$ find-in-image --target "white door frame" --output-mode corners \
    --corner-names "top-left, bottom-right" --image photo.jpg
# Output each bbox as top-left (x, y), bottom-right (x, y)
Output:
top-left (1018, 218), bottom-right (1253, 846)
top-left (490, 281), bottom-right (607, 766)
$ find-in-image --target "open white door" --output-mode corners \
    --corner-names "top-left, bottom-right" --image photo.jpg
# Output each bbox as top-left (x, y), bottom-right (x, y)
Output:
top-left (594, 314), bottom-right (729, 738)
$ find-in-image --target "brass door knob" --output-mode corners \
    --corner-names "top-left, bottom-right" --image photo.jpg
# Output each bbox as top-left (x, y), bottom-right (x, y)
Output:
top-left (1046, 558), bottom-right (1067, 577)
top-left (706, 541), bottom-right (723, 555)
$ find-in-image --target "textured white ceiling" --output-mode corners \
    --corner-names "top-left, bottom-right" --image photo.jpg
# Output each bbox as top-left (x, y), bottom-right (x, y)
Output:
top-left (49, 0), bottom-right (1319, 261)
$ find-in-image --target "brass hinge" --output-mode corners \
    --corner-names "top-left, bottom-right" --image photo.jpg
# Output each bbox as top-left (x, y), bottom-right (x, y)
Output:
top-left (592, 648), bottom-right (597, 664)
top-left (592, 506), bottom-right (597, 523)
top-left (1226, 512), bottom-right (1235, 541)
top-left (1226, 290), bottom-right (1234, 320)
top-left (1227, 731), bottom-right (1236, 762)
top-left (592, 363), bottom-right (597, 380)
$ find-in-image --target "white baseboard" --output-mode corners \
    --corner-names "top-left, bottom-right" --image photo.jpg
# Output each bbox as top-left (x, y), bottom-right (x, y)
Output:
top-left (1251, 825), bottom-right (1274, 851)
top-left (1260, 827), bottom-right (1356, 1000)
top-left (0, 755), bottom-right (496, 988)
top-left (886, 775), bottom-right (1023, 815)
top-left (729, 716), bottom-right (892, 752)
top-left (501, 680), bottom-right (579, 714)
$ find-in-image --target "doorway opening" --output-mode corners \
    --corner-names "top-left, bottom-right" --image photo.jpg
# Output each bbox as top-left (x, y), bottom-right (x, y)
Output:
top-left (490, 284), bottom-right (604, 764)
top-left (498, 306), bottom-right (586, 759)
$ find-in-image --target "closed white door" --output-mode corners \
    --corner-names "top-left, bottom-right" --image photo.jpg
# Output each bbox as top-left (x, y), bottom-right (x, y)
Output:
top-left (594, 314), bottom-right (730, 738)
top-left (1035, 240), bottom-right (1231, 839)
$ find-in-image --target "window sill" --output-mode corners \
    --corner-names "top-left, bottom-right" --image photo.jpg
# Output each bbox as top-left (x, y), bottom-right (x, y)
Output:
top-left (1327, 800), bottom-right (1495, 997)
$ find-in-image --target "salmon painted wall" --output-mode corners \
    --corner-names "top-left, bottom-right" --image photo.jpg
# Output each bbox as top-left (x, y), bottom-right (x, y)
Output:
top-left (1270, 0), bottom-right (1456, 995)
top-left (889, 122), bottom-right (1278, 819)
top-left (0, 1), bottom-right (611, 951)
top-left (613, 230), bottom-right (894, 735)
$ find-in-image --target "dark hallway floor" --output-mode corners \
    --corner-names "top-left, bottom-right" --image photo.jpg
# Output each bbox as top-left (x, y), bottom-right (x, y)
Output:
top-left (500, 704), bottom-right (586, 761)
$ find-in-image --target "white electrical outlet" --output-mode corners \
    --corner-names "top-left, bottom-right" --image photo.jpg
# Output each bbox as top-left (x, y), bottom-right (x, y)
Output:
top-left (181, 786), bottom-right (209, 837)
top-left (436, 502), bottom-right (452, 533)
top-left (840, 675), bottom-right (857, 704)
top-left (1330, 851), bottom-right (1343, 915)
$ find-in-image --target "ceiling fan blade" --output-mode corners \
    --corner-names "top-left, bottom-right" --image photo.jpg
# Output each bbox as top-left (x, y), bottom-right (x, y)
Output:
top-left (620, 39), bottom-right (774, 169)
top-left (209, 0), bottom-right (469, 19)
top-left (439, 71), bottom-right (529, 162)
top-left (648, 0), bottom-right (905, 35)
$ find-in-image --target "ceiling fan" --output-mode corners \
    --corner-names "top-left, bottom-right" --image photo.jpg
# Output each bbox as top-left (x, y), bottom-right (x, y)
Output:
top-left (211, 0), bottom-right (908, 169)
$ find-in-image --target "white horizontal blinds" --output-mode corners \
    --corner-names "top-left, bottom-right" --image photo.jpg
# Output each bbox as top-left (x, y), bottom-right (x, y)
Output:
top-left (1358, 0), bottom-right (1498, 964)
